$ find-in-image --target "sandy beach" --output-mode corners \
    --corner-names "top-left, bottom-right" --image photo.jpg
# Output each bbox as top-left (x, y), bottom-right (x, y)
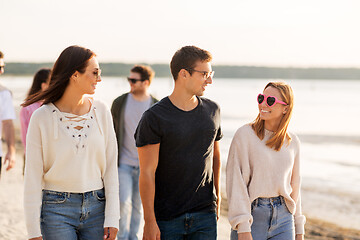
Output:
top-left (1, 141), bottom-right (360, 240)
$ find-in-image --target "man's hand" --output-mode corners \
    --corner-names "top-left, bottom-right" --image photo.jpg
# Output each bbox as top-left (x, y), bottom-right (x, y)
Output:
top-left (4, 149), bottom-right (15, 170)
top-left (296, 234), bottom-right (304, 240)
top-left (103, 227), bottom-right (117, 240)
top-left (2, 119), bottom-right (15, 170)
top-left (216, 195), bottom-right (221, 220)
top-left (238, 232), bottom-right (253, 240)
top-left (142, 220), bottom-right (160, 240)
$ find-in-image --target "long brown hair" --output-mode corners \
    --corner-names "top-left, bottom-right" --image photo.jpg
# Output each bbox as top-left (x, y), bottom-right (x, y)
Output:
top-left (251, 81), bottom-right (294, 151)
top-left (22, 46), bottom-right (95, 107)
top-left (26, 68), bottom-right (51, 98)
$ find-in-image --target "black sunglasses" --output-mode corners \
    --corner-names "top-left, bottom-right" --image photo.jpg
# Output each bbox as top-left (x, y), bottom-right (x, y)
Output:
top-left (127, 77), bottom-right (145, 84)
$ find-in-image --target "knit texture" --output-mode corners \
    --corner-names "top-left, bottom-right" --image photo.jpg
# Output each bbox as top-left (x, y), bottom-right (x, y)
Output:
top-left (226, 124), bottom-right (306, 235)
top-left (24, 100), bottom-right (119, 238)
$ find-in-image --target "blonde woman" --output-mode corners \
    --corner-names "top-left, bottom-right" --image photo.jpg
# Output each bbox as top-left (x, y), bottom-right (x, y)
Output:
top-left (226, 82), bottom-right (305, 240)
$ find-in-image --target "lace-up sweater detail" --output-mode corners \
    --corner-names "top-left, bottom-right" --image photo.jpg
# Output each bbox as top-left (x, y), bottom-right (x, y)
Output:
top-left (24, 100), bottom-right (119, 239)
top-left (54, 108), bottom-right (95, 153)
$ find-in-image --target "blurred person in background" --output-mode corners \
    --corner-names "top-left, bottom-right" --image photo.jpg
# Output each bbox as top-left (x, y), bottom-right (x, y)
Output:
top-left (20, 68), bottom-right (51, 173)
top-left (111, 65), bottom-right (158, 240)
top-left (0, 50), bottom-right (16, 176)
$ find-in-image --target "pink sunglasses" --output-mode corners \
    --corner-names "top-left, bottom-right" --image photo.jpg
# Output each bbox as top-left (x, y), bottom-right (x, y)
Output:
top-left (257, 94), bottom-right (287, 107)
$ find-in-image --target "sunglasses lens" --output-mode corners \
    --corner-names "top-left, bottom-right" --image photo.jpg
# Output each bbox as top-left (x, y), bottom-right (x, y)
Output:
top-left (267, 97), bottom-right (276, 106)
top-left (127, 78), bottom-right (135, 84)
top-left (257, 94), bottom-right (264, 104)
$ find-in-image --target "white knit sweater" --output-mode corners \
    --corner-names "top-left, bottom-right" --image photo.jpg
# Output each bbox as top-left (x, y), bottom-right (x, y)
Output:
top-left (226, 124), bottom-right (306, 235)
top-left (24, 100), bottom-right (119, 239)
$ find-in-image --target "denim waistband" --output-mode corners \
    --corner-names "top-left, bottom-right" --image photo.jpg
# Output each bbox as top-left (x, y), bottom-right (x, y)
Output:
top-left (42, 188), bottom-right (104, 198)
top-left (252, 196), bottom-right (285, 207)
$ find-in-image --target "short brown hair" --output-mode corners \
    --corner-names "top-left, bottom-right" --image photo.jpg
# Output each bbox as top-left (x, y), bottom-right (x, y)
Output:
top-left (0, 51), bottom-right (4, 58)
top-left (131, 65), bottom-right (155, 84)
top-left (170, 46), bottom-right (212, 81)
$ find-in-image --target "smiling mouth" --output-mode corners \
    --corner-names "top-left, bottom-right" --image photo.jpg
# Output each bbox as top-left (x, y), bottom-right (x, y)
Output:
top-left (261, 109), bottom-right (270, 113)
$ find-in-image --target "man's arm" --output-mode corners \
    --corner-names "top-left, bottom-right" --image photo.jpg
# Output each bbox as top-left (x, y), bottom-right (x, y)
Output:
top-left (213, 140), bottom-right (221, 220)
top-left (2, 119), bottom-right (16, 170)
top-left (138, 143), bottom-right (161, 240)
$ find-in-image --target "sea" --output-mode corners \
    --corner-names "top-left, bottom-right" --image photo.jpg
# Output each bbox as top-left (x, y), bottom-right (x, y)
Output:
top-left (2, 76), bottom-right (360, 229)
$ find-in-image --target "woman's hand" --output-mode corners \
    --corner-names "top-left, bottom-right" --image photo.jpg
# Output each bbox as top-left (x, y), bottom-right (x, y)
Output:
top-left (295, 234), bottom-right (304, 240)
top-left (238, 232), bottom-right (253, 240)
top-left (103, 227), bottom-right (118, 240)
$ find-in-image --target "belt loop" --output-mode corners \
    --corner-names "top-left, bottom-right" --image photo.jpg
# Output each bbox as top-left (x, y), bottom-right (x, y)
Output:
top-left (254, 198), bottom-right (258, 207)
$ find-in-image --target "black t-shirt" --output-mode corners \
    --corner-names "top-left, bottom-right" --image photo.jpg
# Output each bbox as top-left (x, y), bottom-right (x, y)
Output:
top-left (135, 96), bottom-right (223, 221)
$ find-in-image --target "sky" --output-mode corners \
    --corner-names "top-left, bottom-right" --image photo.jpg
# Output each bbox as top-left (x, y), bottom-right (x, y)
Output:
top-left (1, 0), bottom-right (360, 67)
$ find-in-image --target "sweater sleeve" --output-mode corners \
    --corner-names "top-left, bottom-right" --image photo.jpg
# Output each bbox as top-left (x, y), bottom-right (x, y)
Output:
top-left (102, 104), bottom-right (120, 229)
top-left (23, 111), bottom-right (44, 239)
top-left (290, 138), bottom-right (306, 234)
top-left (226, 127), bottom-right (253, 233)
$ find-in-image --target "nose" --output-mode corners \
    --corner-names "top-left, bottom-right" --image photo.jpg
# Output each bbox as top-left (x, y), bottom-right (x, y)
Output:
top-left (97, 76), bottom-right (102, 82)
top-left (260, 99), bottom-right (268, 107)
top-left (206, 76), bottom-right (213, 84)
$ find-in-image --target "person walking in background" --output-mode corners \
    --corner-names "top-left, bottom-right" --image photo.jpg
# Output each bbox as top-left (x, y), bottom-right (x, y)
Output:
top-left (0, 50), bottom-right (16, 175)
top-left (23, 46), bottom-right (119, 240)
top-left (111, 65), bottom-right (158, 240)
top-left (135, 46), bottom-right (222, 240)
top-left (226, 82), bottom-right (306, 240)
top-left (20, 68), bottom-right (51, 173)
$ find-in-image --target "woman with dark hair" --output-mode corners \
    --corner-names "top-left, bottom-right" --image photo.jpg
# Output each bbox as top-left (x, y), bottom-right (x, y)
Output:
top-left (20, 68), bottom-right (51, 153)
top-left (23, 46), bottom-right (119, 240)
top-left (226, 82), bottom-right (305, 240)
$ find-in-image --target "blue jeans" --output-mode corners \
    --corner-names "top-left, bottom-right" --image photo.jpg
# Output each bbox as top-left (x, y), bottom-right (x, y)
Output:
top-left (40, 188), bottom-right (105, 240)
top-left (117, 163), bottom-right (142, 240)
top-left (230, 196), bottom-right (295, 240)
top-left (157, 211), bottom-right (217, 240)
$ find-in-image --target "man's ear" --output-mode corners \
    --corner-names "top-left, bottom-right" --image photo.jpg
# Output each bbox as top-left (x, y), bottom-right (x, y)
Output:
top-left (143, 79), bottom-right (150, 86)
top-left (179, 69), bottom-right (188, 79)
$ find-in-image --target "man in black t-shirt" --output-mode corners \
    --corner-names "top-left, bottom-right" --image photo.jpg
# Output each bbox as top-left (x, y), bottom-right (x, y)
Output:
top-left (135, 46), bottom-right (222, 240)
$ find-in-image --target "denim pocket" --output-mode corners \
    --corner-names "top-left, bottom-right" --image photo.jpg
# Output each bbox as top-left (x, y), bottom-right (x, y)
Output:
top-left (42, 190), bottom-right (67, 204)
top-left (95, 189), bottom-right (105, 201)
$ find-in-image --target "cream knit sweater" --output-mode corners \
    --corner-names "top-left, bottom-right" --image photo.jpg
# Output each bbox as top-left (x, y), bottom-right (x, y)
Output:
top-left (24, 100), bottom-right (119, 239)
top-left (226, 124), bottom-right (306, 235)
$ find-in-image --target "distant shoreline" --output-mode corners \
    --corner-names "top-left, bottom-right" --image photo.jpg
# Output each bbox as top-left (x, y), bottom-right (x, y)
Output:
top-left (4, 62), bottom-right (360, 80)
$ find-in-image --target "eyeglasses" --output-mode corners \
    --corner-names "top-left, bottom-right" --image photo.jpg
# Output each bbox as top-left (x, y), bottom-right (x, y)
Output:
top-left (127, 77), bottom-right (145, 84)
top-left (257, 94), bottom-right (287, 107)
top-left (186, 68), bottom-right (214, 80)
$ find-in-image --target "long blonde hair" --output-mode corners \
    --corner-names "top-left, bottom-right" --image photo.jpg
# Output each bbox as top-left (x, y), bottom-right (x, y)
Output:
top-left (251, 81), bottom-right (294, 151)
